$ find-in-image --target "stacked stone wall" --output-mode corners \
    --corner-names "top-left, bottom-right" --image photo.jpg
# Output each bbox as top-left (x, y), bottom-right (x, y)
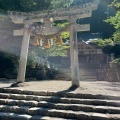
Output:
top-left (97, 63), bottom-right (120, 82)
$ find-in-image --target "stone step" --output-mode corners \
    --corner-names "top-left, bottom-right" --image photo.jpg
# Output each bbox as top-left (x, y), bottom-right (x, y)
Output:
top-left (80, 78), bottom-right (97, 82)
top-left (80, 78), bottom-right (97, 81)
top-left (80, 76), bottom-right (97, 78)
top-left (0, 98), bottom-right (120, 114)
top-left (0, 112), bottom-right (66, 120)
top-left (37, 101), bottom-right (120, 114)
top-left (1, 88), bottom-right (120, 100)
top-left (0, 96), bottom-right (120, 108)
top-left (0, 88), bottom-right (120, 119)
top-left (80, 73), bottom-right (97, 76)
top-left (80, 71), bottom-right (96, 74)
top-left (55, 74), bottom-right (70, 80)
top-left (0, 105), bottom-right (119, 120)
top-left (56, 73), bottom-right (70, 76)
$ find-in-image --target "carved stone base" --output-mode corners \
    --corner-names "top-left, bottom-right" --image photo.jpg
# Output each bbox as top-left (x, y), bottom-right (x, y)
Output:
top-left (11, 82), bottom-right (29, 87)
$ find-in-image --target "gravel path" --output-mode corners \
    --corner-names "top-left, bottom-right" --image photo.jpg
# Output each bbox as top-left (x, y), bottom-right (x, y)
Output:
top-left (0, 79), bottom-right (120, 96)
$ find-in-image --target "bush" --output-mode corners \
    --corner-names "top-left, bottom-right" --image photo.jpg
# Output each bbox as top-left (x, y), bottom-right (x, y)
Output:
top-left (112, 57), bottom-right (120, 63)
top-left (0, 51), bottom-right (18, 79)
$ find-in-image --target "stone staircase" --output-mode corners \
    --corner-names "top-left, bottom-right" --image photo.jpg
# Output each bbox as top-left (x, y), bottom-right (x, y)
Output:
top-left (0, 88), bottom-right (119, 119)
top-left (55, 63), bottom-right (98, 81)
top-left (80, 69), bottom-right (97, 81)
top-left (79, 63), bottom-right (98, 81)
top-left (55, 68), bottom-right (70, 80)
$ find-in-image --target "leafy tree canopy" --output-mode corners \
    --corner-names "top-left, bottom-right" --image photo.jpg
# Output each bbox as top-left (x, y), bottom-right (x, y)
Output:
top-left (91, 38), bottom-right (113, 47)
top-left (0, 0), bottom-right (75, 12)
top-left (91, 0), bottom-right (120, 60)
top-left (104, 0), bottom-right (120, 44)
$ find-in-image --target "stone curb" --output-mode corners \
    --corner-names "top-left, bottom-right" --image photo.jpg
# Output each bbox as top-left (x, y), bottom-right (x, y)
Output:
top-left (0, 88), bottom-right (120, 100)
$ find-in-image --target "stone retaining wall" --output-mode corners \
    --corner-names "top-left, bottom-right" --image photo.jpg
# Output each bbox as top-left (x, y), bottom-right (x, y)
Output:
top-left (97, 63), bottom-right (120, 82)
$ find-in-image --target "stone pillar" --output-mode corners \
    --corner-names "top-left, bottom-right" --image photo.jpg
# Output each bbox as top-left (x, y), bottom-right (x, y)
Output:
top-left (69, 17), bottom-right (80, 87)
top-left (17, 23), bottom-right (30, 83)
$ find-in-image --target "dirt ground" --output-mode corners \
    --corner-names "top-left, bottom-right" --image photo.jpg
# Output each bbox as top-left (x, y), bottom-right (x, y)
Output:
top-left (0, 79), bottom-right (120, 96)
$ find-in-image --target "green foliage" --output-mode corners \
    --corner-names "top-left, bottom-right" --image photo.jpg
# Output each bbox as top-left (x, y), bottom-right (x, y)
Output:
top-left (28, 38), bottom-right (70, 62)
top-left (44, 45), bottom-right (69, 57)
top-left (50, 0), bottom-right (74, 9)
top-left (104, 11), bottom-right (120, 30)
top-left (0, 51), bottom-right (19, 78)
top-left (0, 0), bottom-right (74, 12)
top-left (92, 0), bottom-right (120, 58)
top-left (110, 0), bottom-right (120, 8)
top-left (104, 0), bottom-right (120, 44)
top-left (60, 32), bottom-right (70, 39)
top-left (112, 30), bottom-right (120, 43)
top-left (54, 22), bottom-right (70, 39)
top-left (91, 38), bottom-right (113, 47)
top-left (112, 57), bottom-right (120, 63)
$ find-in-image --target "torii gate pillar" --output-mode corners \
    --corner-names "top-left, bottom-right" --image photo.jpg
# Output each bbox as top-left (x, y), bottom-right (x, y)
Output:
top-left (17, 23), bottom-right (30, 83)
top-left (69, 17), bottom-right (80, 87)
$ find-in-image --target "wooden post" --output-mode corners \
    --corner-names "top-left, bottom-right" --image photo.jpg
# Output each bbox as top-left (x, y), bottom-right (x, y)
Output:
top-left (69, 17), bottom-right (80, 87)
top-left (17, 23), bottom-right (30, 83)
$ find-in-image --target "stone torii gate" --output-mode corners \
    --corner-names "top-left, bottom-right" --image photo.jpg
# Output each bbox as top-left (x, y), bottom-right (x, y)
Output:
top-left (8, 0), bottom-right (99, 87)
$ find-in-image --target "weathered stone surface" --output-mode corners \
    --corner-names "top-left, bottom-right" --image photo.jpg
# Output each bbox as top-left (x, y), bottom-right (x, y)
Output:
top-left (7, 99), bottom-right (19, 105)
top-left (21, 90), bottom-right (33, 95)
top-left (59, 98), bottom-right (71, 103)
top-left (37, 101), bottom-right (52, 108)
top-left (0, 99), bottom-right (8, 105)
top-left (14, 106), bottom-right (29, 114)
top-left (28, 107), bottom-right (41, 115)
top-left (2, 88), bottom-right (12, 93)
top-left (105, 95), bottom-right (120, 100)
top-left (48, 109), bottom-right (68, 118)
top-left (9, 94), bottom-right (19, 99)
top-left (77, 111), bottom-right (91, 120)
top-left (0, 88), bottom-right (120, 120)
top-left (1, 105), bottom-right (14, 112)
top-left (18, 100), bottom-right (27, 106)
top-left (66, 92), bottom-right (95, 99)
top-left (30, 115), bottom-right (51, 120)
top-left (33, 96), bottom-right (52, 102)
top-left (110, 114), bottom-right (120, 120)
top-left (48, 97), bottom-right (59, 103)
top-left (30, 115), bottom-right (66, 120)
top-left (57, 92), bottom-right (66, 97)
top-left (10, 94), bottom-right (27, 100)
top-left (32, 91), bottom-right (47, 96)
top-left (95, 106), bottom-right (107, 113)
top-left (106, 100), bottom-right (120, 107)
top-left (10, 89), bottom-right (23, 94)
top-left (16, 114), bottom-right (32, 120)
top-left (56, 104), bottom-right (69, 110)
top-left (92, 113), bottom-right (109, 120)
top-left (25, 101), bottom-right (38, 107)
top-left (79, 104), bottom-right (94, 112)
top-left (26, 95), bottom-right (34, 100)
top-left (33, 96), bottom-right (43, 101)
top-left (92, 100), bottom-right (106, 105)
top-left (0, 93), bottom-right (10, 99)
top-left (47, 91), bottom-right (58, 96)
top-left (107, 106), bottom-right (120, 114)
